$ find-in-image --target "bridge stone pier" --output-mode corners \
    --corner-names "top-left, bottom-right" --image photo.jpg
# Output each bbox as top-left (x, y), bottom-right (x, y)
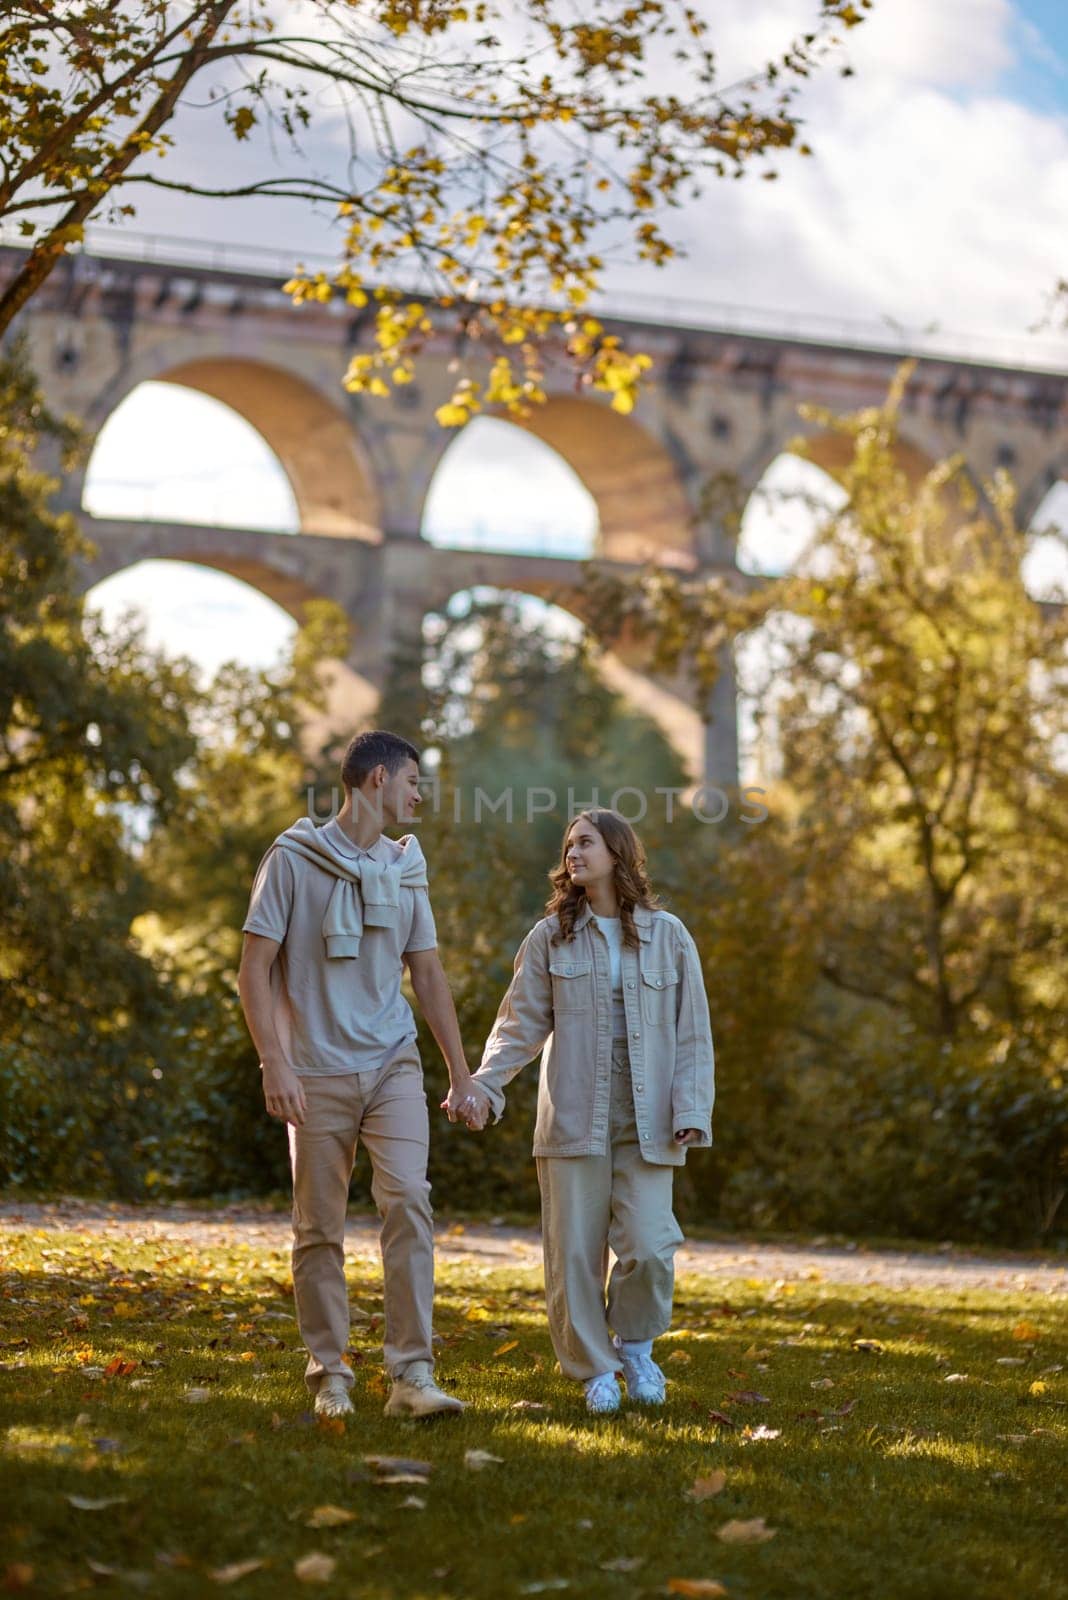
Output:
top-left (5, 241), bottom-right (1068, 785)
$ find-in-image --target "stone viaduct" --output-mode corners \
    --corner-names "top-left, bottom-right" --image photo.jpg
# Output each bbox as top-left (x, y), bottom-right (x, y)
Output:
top-left (4, 239), bottom-right (1067, 783)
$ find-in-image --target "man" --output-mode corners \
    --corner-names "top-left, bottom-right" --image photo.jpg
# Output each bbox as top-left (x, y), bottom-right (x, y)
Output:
top-left (238, 730), bottom-right (481, 1420)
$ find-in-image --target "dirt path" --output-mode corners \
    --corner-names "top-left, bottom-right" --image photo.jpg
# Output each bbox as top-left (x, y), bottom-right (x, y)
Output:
top-left (2, 1200), bottom-right (1064, 1297)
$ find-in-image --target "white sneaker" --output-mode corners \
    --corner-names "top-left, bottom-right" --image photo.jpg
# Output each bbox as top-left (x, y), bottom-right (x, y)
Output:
top-left (584, 1372), bottom-right (622, 1414)
top-left (314, 1374), bottom-right (354, 1419)
top-left (615, 1345), bottom-right (666, 1405)
top-left (384, 1361), bottom-right (466, 1419)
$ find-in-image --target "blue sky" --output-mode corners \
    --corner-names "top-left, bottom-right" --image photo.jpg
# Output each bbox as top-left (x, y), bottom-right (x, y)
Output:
top-left (997, 1), bottom-right (1067, 112)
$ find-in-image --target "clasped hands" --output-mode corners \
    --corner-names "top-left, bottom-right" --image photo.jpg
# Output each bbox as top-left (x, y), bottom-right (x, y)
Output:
top-left (441, 1076), bottom-right (491, 1132)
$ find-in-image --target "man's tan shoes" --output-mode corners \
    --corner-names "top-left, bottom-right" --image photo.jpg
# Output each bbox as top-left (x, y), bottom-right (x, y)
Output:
top-left (314, 1375), bottom-right (354, 1419)
top-left (384, 1360), bottom-right (466, 1418)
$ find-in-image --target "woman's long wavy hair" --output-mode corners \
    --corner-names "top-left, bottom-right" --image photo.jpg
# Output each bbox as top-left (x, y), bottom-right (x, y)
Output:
top-left (546, 809), bottom-right (660, 948)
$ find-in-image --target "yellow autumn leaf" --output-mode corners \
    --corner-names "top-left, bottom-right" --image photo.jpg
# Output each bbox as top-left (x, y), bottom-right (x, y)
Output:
top-left (209, 1558), bottom-right (266, 1584)
top-left (305, 1505), bottom-right (357, 1529)
top-left (1029, 1381), bottom-right (1048, 1397)
top-left (1013, 1322), bottom-right (1041, 1341)
top-left (667, 1581), bottom-right (728, 1598)
top-left (435, 401), bottom-right (473, 428)
top-left (717, 1517), bottom-right (776, 1545)
top-left (294, 1552), bottom-right (336, 1584)
top-left (687, 1470), bottom-right (727, 1501)
top-left (493, 1340), bottom-right (519, 1357)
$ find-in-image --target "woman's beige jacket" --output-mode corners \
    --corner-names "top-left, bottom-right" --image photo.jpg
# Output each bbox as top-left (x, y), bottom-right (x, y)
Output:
top-left (472, 903), bottom-right (715, 1167)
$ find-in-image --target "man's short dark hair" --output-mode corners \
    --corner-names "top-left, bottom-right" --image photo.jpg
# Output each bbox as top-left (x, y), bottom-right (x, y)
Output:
top-left (341, 730), bottom-right (420, 791)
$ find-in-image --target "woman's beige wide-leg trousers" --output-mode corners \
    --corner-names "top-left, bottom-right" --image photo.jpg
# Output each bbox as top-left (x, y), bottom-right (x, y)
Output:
top-left (536, 1039), bottom-right (684, 1380)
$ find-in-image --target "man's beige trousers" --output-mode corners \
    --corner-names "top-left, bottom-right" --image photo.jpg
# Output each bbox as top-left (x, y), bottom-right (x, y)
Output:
top-left (536, 1040), bottom-right (684, 1380)
top-left (287, 1052), bottom-right (434, 1391)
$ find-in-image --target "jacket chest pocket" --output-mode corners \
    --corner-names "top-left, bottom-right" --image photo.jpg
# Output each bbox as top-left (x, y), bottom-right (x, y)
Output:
top-left (641, 967), bottom-right (678, 1025)
top-left (549, 959), bottom-right (594, 1014)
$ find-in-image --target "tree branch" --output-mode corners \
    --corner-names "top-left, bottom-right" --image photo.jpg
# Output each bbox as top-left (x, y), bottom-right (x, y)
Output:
top-left (0, 1), bottom-right (240, 336)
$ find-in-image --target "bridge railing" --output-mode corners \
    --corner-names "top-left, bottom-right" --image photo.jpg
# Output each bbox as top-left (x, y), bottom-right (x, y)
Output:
top-left (3, 221), bottom-right (1068, 375)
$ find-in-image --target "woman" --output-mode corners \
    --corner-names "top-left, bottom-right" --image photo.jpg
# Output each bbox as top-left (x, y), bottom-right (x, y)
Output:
top-left (462, 808), bottom-right (714, 1415)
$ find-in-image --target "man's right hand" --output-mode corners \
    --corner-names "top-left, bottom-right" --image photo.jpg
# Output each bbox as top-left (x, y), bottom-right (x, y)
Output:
top-left (261, 1061), bottom-right (306, 1127)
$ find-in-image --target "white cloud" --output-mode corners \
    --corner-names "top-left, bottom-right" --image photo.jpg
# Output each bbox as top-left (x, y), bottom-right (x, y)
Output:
top-left (642, 0), bottom-right (1068, 337)
top-left (84, 383), bottom-right (299, 531)
top-left (422, 417), bottom-right (596, 557)
top-left (844, 0), bottom-right (1015, 86)
top-left (87, 560), bottom-right (296, 680)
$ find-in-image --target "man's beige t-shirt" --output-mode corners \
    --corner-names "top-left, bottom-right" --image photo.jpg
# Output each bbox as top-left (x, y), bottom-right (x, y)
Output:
top-left (243, 820), bottom-right (437, 1076)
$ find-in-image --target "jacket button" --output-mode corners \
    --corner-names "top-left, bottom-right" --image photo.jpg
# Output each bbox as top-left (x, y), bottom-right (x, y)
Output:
top-left (627, 981), bottom-right (635, 989)
top-left (635, 1084), bottom-right (644, 1093)
top-left (641, 1132), bottom-right (650, 1140)
top-left (656, 978), bottom-right (663, 987)
top-left (632, 1031), bottom-right (640, 1040)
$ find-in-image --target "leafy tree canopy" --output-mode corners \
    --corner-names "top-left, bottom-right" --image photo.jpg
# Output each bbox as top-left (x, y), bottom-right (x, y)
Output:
top-left (588, 367), bottom-right (1068, 1061)
top-left (0, 0), bottom-right (871, 417)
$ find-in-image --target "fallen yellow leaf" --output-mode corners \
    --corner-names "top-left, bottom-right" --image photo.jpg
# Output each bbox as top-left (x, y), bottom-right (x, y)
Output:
top-left (687, 1470), bottom-right (727, 1501)
top-left (494, 1340), bottom-right (519, 1357)
top-left (208, 1558), bottom-right (265, 1584)
top-left (666, 1350), bottom-right (692, 1365)
top-left (1029, 1381), bottom-right (1048, 1397)
top-left (717, 1518), bottom-right (776, 1545)
top-left (667, 1580), bottom-right (728, 1597)
top-left (305, 1505), bottom-right (356, 1529)
top-left (295, 1552), bottom-right (336, 1584)
top-left (1013, 1322), bottom-right (1041, 1342)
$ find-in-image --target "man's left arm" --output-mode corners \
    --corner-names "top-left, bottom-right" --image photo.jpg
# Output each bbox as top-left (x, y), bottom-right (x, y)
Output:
top-left (404, 947), bottom-right (476, 1116)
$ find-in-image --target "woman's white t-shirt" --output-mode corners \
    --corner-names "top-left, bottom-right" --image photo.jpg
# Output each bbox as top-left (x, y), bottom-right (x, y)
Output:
top-left (592, 913), bottom-right (627, 1037)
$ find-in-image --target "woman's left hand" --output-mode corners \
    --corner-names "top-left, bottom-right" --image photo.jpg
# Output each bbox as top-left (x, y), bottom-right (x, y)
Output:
top-left (674, 1128), bottom-right (702, 1146)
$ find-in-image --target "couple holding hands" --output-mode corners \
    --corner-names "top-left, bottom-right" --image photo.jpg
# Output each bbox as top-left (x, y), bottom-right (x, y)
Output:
top-left (238, 731), bottom-right (715, 1421)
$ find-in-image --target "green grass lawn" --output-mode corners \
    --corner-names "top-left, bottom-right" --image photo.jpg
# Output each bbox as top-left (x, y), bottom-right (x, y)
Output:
top-left (2, 1224), bottom-right (1065, 1600)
